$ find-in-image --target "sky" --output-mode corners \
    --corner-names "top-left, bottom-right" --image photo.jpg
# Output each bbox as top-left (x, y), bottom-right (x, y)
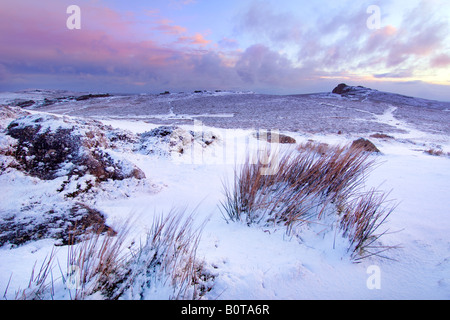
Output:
top-left (1, 0), bottom-right (450, 101)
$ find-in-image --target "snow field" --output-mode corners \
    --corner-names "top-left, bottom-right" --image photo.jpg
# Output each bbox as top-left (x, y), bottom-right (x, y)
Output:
top-left (92, 119), bottom-right (450, 299)
top-left (1, 113), bottom-right (449, 299)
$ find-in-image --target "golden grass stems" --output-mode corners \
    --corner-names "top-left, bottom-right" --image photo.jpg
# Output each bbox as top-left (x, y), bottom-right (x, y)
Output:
top-left (14, 208), bottom-right (208, 300)
top-left (221, 141), bottom-right (396, 260)
top-left (108, 208), bottom-right (208, 300)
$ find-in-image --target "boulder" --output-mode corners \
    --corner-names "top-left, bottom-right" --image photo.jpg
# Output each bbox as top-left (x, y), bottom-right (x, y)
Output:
top-left (254, 131), bottom-right (296, 144)
top-left (331, 83), bottom-right (373, 99)
top-left (0, 202), bottom-right (115, 247)
top-left (332, 83), bottom-right (350, 94)
top-left (6, 114), bottom-right (145, 181)
top-left (350, 138), bottom-right (380, 153)
top-left (138, 125), bottom-right (219, 156)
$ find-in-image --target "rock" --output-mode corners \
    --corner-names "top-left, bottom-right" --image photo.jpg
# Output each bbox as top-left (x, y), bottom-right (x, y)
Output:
top-left (143, 126), bottom-right (178, 138)
top-left (350, 138), bottom-right (380, 153)
top-left (0, 106), bottom-right (30, 130)
top-left (7, 117), bottom-right (81, 180)
top-left (14, 100), bottom-right (36, 108)
top-left (254, 131), bottom-right (296, 144)
top-left (138, 125), bottom-right (220, 157)
top-left (0, 202), bottom-right (115, 247)
top-left (369, 133), bottom-right (394, 140)
top-left (140, 126), bottom-right (192, 155)
top-left (6, 114), bottom-right (145, 181)
top-left (332, 83), bottom-right (373, 99)
top-left (332, 83), bottom-right (350, 95)
top-left (75, 93), bottom-right (110, 101)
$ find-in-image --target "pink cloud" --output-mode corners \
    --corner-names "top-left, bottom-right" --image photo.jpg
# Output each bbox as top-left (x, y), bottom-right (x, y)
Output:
top-left (177, 33), bottom-right (212, 47)
top-left (153, 19), bottom-right (188, 35)
top-left (430, 54), bottom-right (450, 68)
top-left (2, 0), bottom-right (449, 100)
top-left (0, 0), bottom-right (240, 92)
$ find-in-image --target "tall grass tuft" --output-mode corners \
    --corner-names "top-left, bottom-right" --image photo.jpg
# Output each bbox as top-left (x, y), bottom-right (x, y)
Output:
top-left (13, 208), bottom-right (209, 300)
top-left (14, 247), bottom-right (57, 300)
top-left (339, 189), bottom-right (398, 261)
top-left (109, 208), bottom-right (208, 300)
top-left (221, 143), bottom-right (375, 229)
top-left (221, 141), bottom-right (396, 260)
top-left (63, 221), bottom-right (131, 300)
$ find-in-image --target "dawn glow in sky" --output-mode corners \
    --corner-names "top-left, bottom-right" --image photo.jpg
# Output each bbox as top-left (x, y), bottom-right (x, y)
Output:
top-left (1, 0), bottom-right (449, 100)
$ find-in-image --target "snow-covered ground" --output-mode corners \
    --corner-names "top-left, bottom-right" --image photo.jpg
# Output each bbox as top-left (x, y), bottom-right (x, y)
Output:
top-left (0, 89), bottom-right (449, 300)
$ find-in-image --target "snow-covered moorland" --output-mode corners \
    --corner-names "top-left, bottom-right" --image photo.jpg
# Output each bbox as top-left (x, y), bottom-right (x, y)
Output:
top-left (0, 85), bottom-right (449, 300)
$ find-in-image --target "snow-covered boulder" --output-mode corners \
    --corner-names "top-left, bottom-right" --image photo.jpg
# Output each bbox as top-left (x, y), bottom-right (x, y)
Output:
top-left (138, 125), bottom-right (219, 157)
top-left (6, 114), bottom-right (145, 181)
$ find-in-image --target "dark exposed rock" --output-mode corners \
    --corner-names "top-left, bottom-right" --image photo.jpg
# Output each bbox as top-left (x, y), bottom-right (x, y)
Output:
top-left (20, 93), bottom-right (111, 108)
top-left (0, 202), bottom-right (115, 247)
top-left (6, 114), bottom-right (145, 181)
top-left (14, 100), bottom-right (36, 108)
top-left (332, 83), bottom-right (350, 95)
top-left (75, 93), bottom-right (110, 101)
top-left (143, 126), bottom-right (178, 138)
top-left (350, 138), bottom-right (380, 153)
top-left (8, 120), bottom-right (81, 180)
top-left (332, 83), bottom-right (373, 99)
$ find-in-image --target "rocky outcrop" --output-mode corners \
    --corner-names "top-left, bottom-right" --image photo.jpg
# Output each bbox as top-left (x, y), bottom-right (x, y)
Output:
top-left (332, 83), bottom-right (373, 99)
top-left (6, 114), bottom-right (145, 181)
top-left (0, 112), bottom-right (147, 247)
top-left (0, 202), bottom-right (115, 247)
top-left (332, 83), bottom-right (351, 95)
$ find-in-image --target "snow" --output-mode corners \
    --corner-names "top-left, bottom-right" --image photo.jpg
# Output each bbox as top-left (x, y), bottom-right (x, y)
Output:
top-left (0, 91), bottom-right (449, 300)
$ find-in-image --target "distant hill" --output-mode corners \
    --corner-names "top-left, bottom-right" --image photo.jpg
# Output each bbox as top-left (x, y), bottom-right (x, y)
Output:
top-left (331, 83), bottom-right (450, 110)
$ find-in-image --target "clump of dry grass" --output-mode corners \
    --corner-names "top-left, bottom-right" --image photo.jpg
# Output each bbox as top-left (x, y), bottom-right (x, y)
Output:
top-left (63, 222), bottom-right (131, 300)
top-left (222, 143), bottom-right (374, 229)
top-left (221, 141), bottom-right (396, 260)
top-left (424, 148), bottom-right (446, 157)
top-left (339, 189), bottom-right (398, 260)
top-left (108, 208), bottom-right (209, 300)
top-left (11, 208), bottom-right (210, 300)
top-left (13, 248), bottom-right (57, 300)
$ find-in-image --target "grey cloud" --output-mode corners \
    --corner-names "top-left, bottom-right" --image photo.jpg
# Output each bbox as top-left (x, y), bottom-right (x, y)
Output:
top-left (236, 1), bottom-right (303, 45)
top-left (235, 44), bottom-right (300, 86)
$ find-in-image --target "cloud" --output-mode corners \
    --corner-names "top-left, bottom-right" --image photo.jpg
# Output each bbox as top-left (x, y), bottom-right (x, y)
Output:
top-left (153, 19), bottom-right (188, 35)
top-left (218, 38), bottom-right (240, 49)
top-left (430, 54), bottom-right (450, 68)
top-left (373, 70), bottom-right (413, 78)
top-left (382, 1), bottom-right (449, 68)
top-left (177, 33), bottom-right (212, 47)
top-left (1, 0), bottom-right (449, 100)
top-left (236, 0), bottom-right (303, 46)
top-left (235, 44), bottom-right (301, 86)
top-left (236, 0), bottom-right (449, 84)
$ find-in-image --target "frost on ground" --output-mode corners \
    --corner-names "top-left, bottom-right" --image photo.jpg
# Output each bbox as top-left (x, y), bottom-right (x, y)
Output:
top-left (0, 86), bottom-right (449, 300)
